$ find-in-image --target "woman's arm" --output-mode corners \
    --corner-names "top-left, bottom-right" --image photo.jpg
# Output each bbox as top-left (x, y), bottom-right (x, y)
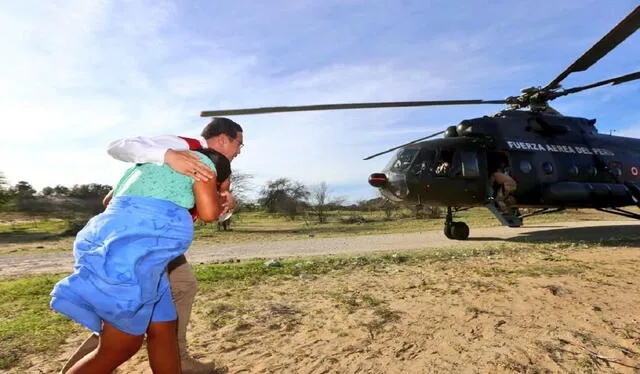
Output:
top-left (193, 178), bottom-right (222, 223)
top-left (103, 190), bottom-right (114, 207)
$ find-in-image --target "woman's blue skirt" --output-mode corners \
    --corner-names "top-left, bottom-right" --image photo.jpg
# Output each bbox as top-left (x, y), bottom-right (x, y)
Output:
top-left (50, 196), bottom-right (193, 336)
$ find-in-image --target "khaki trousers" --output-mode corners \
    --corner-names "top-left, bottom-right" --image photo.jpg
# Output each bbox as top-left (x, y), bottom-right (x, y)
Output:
top-left (59, 255), bottom-right (198, 373)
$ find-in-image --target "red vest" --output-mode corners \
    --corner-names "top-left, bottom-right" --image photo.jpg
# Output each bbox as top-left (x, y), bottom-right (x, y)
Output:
top-left (179, 137), bottom-right (203, 222)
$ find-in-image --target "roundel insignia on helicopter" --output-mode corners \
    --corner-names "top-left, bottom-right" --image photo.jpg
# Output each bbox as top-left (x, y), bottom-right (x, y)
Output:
top-left (632, 166), bottom-right (639, 176)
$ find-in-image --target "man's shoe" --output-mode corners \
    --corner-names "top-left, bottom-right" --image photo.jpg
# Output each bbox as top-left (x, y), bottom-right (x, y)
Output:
top-left (181, 355), bottom-right (227, 374)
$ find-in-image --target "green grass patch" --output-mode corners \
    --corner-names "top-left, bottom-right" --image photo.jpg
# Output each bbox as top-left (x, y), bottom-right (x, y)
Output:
top-left (0, 219), bottom-right (68, 235)
top-left (192, 207), bottom-right (627, 244)
top-left (0, 274), bottom-right (78, 370)
top-left (2, 208), bottom-right (635, 252)
top-left (193, 242), bottom-right (536, 289)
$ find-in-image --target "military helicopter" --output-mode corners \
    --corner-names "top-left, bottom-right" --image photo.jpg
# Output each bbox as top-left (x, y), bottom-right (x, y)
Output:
top-left (201, 6), bottom-right (640, 240)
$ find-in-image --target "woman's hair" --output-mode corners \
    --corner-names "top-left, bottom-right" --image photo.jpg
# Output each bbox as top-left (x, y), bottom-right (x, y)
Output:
top-left (196, 149), bottom-right (231, 183)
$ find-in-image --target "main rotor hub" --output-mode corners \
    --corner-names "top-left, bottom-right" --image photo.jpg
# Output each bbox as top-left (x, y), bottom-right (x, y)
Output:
top-left (505, 87), bottom-right (557, 111)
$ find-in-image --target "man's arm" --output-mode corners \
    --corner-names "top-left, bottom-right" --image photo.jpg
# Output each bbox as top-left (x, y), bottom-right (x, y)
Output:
top-left (107, 135), bottom-right (192, 164)
top-left (107, 135), bottom-right (214, 181)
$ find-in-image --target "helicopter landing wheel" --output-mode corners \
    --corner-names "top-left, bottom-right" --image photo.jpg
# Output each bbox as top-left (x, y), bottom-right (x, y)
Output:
top-left (444, 223), bottom-right (454, 239)
top-left (443, 207), bottom-right (468, 240)
top-left (451, 222), bottom-right (469, 240)
top-left (444, 221), bottom-right (468, 240)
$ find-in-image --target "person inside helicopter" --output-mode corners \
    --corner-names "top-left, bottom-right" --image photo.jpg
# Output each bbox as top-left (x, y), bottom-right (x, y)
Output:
top-left (489, 159), bottom-right (517, 214)
top-left (434, 150), bottom-right (454, 176)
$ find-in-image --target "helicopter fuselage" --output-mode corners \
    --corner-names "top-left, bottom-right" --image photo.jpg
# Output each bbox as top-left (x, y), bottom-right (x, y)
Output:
top-left (371, 110), bottom-right (640, 211)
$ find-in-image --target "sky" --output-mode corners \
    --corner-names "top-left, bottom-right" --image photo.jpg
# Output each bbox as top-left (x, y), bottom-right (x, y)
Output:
top-left (1, 0), bottom-right (638, 203)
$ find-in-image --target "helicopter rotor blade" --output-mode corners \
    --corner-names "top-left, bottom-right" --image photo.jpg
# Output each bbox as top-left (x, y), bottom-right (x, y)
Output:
top-left (362, 130), bottom-right (445, 161)
top-left (543, 5), bottom-right (640, 91)
top-left (551, 70), bottom-right (640, 99)
top-left (201, 100), bottom-right (506, 117)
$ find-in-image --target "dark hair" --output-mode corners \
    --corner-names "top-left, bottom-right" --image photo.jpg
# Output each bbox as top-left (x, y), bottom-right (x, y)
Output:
top-left (196, 149), bottom-right (231, 183)
top-left (201, 117), bottom-right (243, 140)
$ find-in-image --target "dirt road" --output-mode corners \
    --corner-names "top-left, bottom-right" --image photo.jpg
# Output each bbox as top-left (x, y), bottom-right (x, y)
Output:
top-left (1, 220), bottom-right (638, 278)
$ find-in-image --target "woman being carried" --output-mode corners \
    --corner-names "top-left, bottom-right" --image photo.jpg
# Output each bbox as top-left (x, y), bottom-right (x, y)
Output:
top-left (50, 148), bottom-right (230, 374)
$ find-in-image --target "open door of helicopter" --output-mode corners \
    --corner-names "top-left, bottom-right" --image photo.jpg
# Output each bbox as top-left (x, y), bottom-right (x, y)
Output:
top-left (423, 140), bottom-right (488, 207)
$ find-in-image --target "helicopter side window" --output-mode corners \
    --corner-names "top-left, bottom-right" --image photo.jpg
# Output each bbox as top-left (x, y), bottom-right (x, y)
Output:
top-left (459, 151), bottom-right (480, 178)
top-left (434, 150), bottom-right (454, 177)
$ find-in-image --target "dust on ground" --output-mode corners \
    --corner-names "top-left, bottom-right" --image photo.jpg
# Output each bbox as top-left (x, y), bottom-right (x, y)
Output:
top-left (15, 244), bottom-right (640, 374)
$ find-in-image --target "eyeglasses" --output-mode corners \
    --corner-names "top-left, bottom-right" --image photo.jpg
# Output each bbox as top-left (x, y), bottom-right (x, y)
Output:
top-left (227, 135), bottom-right (244, 148)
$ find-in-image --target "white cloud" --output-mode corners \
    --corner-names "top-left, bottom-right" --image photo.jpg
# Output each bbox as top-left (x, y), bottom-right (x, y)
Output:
top-left (0, 0), bottom-right (637, 202)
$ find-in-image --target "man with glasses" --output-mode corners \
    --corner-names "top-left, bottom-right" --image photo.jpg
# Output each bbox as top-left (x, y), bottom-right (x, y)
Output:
top-left (59, 117), bottom-right (243, 374)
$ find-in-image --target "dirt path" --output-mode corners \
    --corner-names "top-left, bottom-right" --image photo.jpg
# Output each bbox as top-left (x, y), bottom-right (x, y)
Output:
top-left (1, 220), bottom-right (638, 278)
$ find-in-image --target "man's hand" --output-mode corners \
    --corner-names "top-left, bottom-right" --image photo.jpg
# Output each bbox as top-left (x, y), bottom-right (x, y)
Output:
top-left (219, 191), bottom-right (237, 215)
top-left (164, 149), bottom-right (214, 181)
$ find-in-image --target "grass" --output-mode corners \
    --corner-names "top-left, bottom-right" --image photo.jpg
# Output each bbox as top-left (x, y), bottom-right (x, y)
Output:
top-left (0, 219), bottom-right (68, 235)
top-left (190, 239), bottom-right (603, 289)
top-left (0, 274), bottom-right (80, 369)
top-left (1, 208), bottom-right (635, 256)
top-left (192, 207), bottom-right (632, 245)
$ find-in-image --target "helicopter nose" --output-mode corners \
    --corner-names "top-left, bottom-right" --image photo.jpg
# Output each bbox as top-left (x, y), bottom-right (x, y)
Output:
top-left (368, 173), bottom-right (388, 188)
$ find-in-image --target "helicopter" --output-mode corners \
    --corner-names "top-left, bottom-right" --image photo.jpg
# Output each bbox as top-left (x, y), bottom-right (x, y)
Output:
top-left (200, 6), bottom-right (640, 240)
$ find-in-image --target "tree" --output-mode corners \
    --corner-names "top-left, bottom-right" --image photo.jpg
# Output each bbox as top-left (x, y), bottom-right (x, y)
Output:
top-left (0, 172), bottom-right (13, 209)
top-left (229, 169), bottom-right (254, 208)
top-left (13, 181), bottom-right (36, 199)
top-left (215, 170), bottom-right (255, 232)
top-left (42, 185), bottom-right (70, 197)
top-left (68, 183), bottom-right (112, 199)
top-left (0, 172), bottom-right (7, 189)
top-left (309, 182), bottom-right (344, 224)
top-left (258, 178), bottom-right (309, 219)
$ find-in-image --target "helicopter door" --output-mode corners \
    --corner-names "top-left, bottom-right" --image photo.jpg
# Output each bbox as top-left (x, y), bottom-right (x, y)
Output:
top-left (458, 150), bottom-right (481, 178)
top-left (430, 148), bottom-right (486, 205)
top-left (455, 149), bottom-right (487, 203)
top-left (434, 149), bottom-right (481, 178)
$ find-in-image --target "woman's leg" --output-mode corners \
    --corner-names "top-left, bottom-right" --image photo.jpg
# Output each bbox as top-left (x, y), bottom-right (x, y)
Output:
top-left (66, 322), bottom-right (144, 374)
top-left (146, 320), bottom-right (181, 374)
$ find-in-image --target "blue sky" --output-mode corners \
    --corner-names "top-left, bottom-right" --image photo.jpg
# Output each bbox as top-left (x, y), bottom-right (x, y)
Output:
top-left (1, 1), bottom-right (638, 203)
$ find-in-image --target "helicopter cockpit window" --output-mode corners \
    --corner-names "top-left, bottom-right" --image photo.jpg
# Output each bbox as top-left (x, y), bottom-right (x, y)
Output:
top-left (387, 148), bottom-right (419, 172)
top-left (410, 149), bottom-right (436, 176)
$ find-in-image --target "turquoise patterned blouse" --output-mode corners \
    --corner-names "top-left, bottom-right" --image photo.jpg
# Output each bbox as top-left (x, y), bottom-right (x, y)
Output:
top-left (113, 151), bottom-right (216, 209)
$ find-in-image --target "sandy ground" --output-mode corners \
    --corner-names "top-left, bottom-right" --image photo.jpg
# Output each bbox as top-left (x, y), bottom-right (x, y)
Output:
top-left (4, 221), bottom-right (640, 373)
